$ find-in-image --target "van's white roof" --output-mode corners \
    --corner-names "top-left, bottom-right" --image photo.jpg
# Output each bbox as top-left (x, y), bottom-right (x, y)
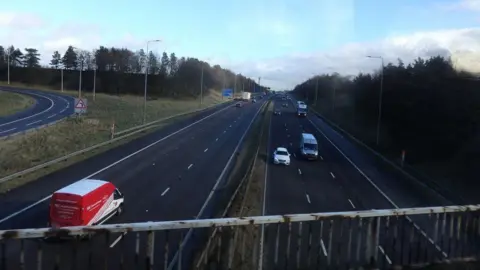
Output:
top-left (54, 179), bottom-right (109, 196)
top-left (302, 133), bottom-right (316, 140)
top-left (276, 147), bottom-right (288, 152)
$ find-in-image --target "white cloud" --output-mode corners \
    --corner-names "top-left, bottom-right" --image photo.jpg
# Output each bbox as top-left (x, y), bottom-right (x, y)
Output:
top-left (0, 11), bottom-right (45, 30)
top-left (219, 28), bottom-right (480, 90)
top-left (443, 0), bottom-right (480, 12)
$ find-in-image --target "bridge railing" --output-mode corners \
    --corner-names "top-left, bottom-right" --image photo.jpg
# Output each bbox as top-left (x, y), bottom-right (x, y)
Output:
top-left (1, 205), bottom-right (480, 270)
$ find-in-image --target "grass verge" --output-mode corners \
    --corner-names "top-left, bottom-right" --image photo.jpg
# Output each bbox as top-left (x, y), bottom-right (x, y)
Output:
top-left (192, 100), bottom-right (272, 270)
top-left (0, 90), bottom-right (35, 117)
top-left (226, 100), bottom-right (272, 270)
top-left (0, 83), bottom-right (226, 193)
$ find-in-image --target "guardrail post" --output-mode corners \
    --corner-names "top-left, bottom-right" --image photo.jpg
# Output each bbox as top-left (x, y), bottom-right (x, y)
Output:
top-left (110, 120), bottom-right (115, 140)
top-left (365, 217), bottom-right (379, 268)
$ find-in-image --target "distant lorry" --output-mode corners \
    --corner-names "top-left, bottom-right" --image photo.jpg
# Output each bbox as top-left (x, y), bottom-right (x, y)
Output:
top-left (297, 101), bottom-right (307, 117)
top-left (48, 179), bottom-right (124, 230)
top-left (297, 104), bottom-right (307, 117)
top-left (242, 92), bottom-right (251, 101)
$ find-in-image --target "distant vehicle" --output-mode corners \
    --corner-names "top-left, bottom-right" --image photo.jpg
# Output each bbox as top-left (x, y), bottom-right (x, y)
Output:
top-left (252, 98), bottom-right (257, 103)
top-left (273, 147), bottom-right (291, 165)
top-left (297, 104), bottom-right (307, 117)
top-left (282, 103), bottom-right (288, 107)
top-left (242, 92), bottom-right (251, 101)
top-left (236, 102), bottom-right (243, 108)
top-left (274, 110), bottom-right (281, 115)
top-left (300, 133), bottom-right (318, 160)
top-left (48, 179), bottom-right (124, 232)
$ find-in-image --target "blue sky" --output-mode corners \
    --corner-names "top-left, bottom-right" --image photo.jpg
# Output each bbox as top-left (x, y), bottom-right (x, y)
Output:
top-left (2, 0), bottom-right (479, 89)
top-left (3, 0), bottom-right (477, 62)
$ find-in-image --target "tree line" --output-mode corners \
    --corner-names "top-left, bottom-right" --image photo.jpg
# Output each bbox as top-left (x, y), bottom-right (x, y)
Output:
top-left (293, 56), bottom-right (480, 170)
top-left (0, 45), bottom-right (265, 98)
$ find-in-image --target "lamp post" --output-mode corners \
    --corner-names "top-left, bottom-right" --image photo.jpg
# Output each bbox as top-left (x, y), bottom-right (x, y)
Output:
top-left (5, 50), bottom-right (10, 85)
top-left (367, 55), bottom-right (384, 146)
top-left (143, 39), bottom-right (161, 124)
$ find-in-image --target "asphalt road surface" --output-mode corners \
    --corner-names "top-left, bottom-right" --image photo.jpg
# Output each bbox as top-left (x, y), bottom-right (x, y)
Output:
top-left (260, 96), bottom-right (465, 269)
top-left (0, 98), bottom-right (265, 269)
top-left (0, 87), bottom-right (74, 137)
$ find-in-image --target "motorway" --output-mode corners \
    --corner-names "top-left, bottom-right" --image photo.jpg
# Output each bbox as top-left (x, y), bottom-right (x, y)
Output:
top-left (261, 95), bottom-right (463, 269)
top-left (0, 98), bottom-right (266, 269)
top-left (0, 87), bottom-right (74, 137)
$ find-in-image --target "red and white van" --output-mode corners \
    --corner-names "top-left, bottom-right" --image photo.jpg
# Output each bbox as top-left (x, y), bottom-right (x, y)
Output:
top-left (48, 179), bottom-right (124, 228)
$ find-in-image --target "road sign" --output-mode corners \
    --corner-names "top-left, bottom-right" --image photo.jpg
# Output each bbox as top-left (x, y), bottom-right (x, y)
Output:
top-left (74, 98), bottom-right (88, 114)
top-left (222, 89), bottom-right (233, 98)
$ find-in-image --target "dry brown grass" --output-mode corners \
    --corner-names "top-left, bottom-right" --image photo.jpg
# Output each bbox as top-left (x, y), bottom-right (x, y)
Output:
top-left (227, 101), bottom-right (272, 270)
top-left (0, 90), bottom-right (35, 117)
top-left (0, 82), bottom-right (226, 192)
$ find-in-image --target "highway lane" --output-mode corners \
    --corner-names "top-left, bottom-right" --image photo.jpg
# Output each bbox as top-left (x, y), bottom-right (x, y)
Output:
top-left (264, 97), bottom-right (367, 269)
top-left (0, 87), bottom-right (74, 137)
top-left (261, 96), bottom-right (451, 269)
top-left (0, 99), bottom-right (266, 269)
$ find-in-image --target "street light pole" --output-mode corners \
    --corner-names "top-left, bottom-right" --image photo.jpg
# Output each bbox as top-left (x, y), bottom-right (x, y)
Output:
top-left (79, 63), bottom-right (82, 98)
top-left (143, 39), bottom-right (161, 124)
top-left (93, 68), bottom-right (96, 101)
top-left (200, 65), bottom-right (204, 107)
top-left (314, 76), bottom-right (318, 106)
top-left (7, 52), bottom-right (10, 85)
top-left (367, 55), bottom-right (384, 146)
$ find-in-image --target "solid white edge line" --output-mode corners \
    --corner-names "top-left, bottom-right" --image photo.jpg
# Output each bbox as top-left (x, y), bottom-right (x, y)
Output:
top-left (0, 103), bottom-right (234, 224)
top-left (0, 90), bottom-right (55, 128)
top-left (259, 103), bottom-right (272, 269)
top-left (307, 117), bottom-right (448, 258)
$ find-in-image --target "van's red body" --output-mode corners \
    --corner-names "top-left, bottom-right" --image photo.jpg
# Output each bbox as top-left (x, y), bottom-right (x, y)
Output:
top-left (49, 179), bottom-right (116, 228)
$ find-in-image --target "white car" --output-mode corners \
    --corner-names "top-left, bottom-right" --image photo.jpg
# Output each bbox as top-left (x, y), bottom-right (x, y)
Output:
top-left (273, 147), bottom-right (291, 165)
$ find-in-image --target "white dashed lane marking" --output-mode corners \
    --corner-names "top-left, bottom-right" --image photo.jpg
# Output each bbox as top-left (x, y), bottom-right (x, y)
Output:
top-left (161, 187), bottom-right (170, 196)
top-left (26, 120), bottom-right (42, 126)
top-left (348, 199), bottom-right (356, 209)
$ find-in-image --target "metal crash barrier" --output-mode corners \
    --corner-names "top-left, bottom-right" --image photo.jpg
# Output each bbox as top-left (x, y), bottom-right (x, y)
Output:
top-left (1, 205), bottom-right (480, 270)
